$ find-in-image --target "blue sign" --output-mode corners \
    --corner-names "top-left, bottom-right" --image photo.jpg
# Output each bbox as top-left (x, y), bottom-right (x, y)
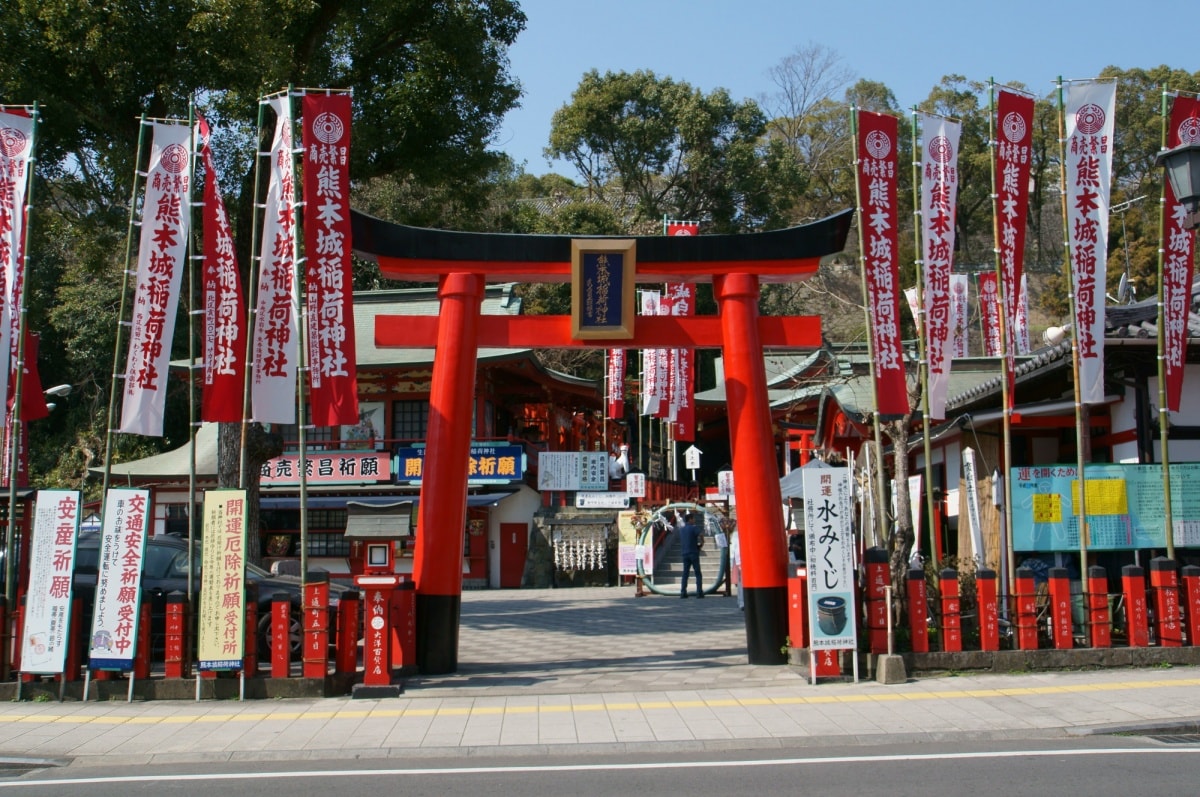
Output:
top-left (395, 443), bottom-right (525, 485)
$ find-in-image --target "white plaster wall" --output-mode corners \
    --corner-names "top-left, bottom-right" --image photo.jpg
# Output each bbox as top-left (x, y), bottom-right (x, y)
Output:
top-left (488, 484), bottom-right (542, 588)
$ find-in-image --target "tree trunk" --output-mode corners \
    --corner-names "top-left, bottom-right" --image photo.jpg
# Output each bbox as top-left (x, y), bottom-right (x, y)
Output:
top-left (217, 422), bottom-right (283, 567)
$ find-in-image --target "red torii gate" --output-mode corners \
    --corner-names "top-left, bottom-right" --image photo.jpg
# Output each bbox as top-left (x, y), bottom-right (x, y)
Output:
top-left (352, 209), bottom-right (854, 674)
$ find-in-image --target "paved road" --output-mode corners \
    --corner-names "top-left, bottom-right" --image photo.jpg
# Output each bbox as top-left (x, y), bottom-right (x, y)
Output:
top-left (0, 587), bottom-right (1197, 769)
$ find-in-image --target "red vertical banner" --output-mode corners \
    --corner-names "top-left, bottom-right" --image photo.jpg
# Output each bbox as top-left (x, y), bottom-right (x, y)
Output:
top-left (302, 92), bottom-right (358, 427)
top-left (666, 283), bottom-right (695, 441)
top-left (197, 115), bottom-right (246, 422)
top-left (995, 89), bottom-right (1035, 405)
top-left (978, 272), bottom-right (1001, 356)
top-left (1162, 95), bottom-right (1200, 412)
top-left (653, 290), bottom-right (673, 419)
top-left (856, 110), bottom-right (907, 415)
top-left (606, 349), bottom-right (625, 419)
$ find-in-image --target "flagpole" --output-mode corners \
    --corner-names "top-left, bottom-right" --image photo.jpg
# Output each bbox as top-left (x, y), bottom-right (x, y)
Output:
top-left (910, 109), bottom-right (940, 574)
top-left (851, 107), bottom-right (889, 549)
top-left (2, 104), bottom-right (37, 612)
top-left (1057, 77), bottom-right (1091, 634)
top-left (239, 97), bottom-right (271, 489)
top-left (988, 80), bottom-right (1018, 609)
top-left (1156, 86), bottom-right (1177, 560)
top-left (285, 87), bottom-right (310, 581)
top-left (100, 116), bottom-right (150, 511)
top-left (185, 104), bottom-right (199, 636)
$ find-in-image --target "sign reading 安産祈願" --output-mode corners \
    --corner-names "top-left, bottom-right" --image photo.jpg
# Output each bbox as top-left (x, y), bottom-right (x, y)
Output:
top-left (571, 239), bottom-right (635, 340)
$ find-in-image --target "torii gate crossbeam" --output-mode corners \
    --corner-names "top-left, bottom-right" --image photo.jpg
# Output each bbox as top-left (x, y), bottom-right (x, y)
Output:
top-left (352, 209), bottom-right (854, 675)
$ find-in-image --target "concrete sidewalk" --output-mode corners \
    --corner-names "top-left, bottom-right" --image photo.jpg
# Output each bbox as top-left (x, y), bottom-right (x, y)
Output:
top-left (0, 587), bottom-right (1197, 767)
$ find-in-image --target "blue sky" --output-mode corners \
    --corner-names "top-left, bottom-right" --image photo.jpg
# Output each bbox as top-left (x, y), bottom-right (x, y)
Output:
top-left (497, 0), bottom-right (1185, 176)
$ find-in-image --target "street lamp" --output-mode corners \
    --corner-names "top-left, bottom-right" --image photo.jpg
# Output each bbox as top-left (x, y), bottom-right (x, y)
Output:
top-left (1156, 142), bottom-right (1200, 230)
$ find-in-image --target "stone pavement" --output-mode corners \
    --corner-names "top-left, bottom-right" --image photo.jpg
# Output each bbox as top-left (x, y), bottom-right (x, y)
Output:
top-left (0, 586), bottom-right (1198, 768)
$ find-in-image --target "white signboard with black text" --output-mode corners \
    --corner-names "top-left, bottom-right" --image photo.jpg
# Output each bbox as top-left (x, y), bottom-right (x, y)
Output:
top-left (802, 467), bottom-right (858, 652)
top-left (20, 490), bottom-right (81, 675)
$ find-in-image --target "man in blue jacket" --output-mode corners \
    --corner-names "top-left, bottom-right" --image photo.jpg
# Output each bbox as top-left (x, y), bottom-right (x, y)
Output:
top-left (678, 512), bottom-right (704, 598)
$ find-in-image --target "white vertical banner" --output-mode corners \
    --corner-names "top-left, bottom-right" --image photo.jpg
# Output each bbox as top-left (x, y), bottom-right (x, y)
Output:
top-left (1064, 80), bottom-right (1116, 404)
top-left (802, 467), bottom-right (857, 651)
top-left (251, 95), bottom-right (300, 424)
top-left (88, 489), bottom-right (150, 671)
top-left (949, 274), bottom-right (969, 358)
top-left (1016, 273), bottom-right (1030, 354)
top-left (918, 113), bottom-right (961, 420)
top-left (119, 121), bottom-right (192, 435)
top-left (640, 290), bottom-right (660, 416)
top-left (962, 447), bottom-right (985, 564)
top-left (0, 109), bottom-right (34, 435)
top-left (908, 474), bottom-right (923, 560)
top-left (20, 490), bottom-right (81, 675)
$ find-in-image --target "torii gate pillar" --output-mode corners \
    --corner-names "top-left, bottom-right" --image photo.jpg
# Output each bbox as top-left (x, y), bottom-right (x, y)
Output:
top-left (412, 272), bottom-right (484, 674)
top-left (714, 273), bottom-right (789, 662)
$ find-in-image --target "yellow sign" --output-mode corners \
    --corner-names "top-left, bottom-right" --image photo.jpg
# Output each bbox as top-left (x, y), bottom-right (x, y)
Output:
top-left (198, 489), bottom-right (247, 670)
top-left (1071, 479), bottom-right (1129, 515)
top-left (1032, 493), bottom-right (1061, 523)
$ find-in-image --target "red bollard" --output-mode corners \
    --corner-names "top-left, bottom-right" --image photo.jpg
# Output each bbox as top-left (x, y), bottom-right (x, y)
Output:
top-left (939, 568), bottom-right (961, 652)
top-left (787, 567), bottom-right (809, 650)
top-left (1150, 557), bottom-right (1182, 647)
top-left (977, 569), bottom-right (999, 652)
top-left (271, 592), bottom-right (291, 678)
top-left (907, 568), bottom-right (929, 653)
top-left (1182, 565), bottom-right (1200, 647)
top-left (303, 572), bottom-right (330, 679)
top-left (244, 597), bottom-right (258, 674)
top-left (0, 596), bottom-right (8, 680)
top-left (335, 590), bottom-right (361, 675)
top-left (1087, 566), bottom-right (1111, 648)
top-left (864, 547), bottom-right (889, 654)
top-left (1047, 567), bottom-right (1074, 649)
top-left (1014, 567), bottom-right (1039, 651)
top-left (64, 597), bottom-right (83, 682)
top-left (132, 602), bottom-right (152, 679)
top-left (164, 591), bottom-right (187, 679)
top-left (1122, 565), bottom-right (1149, 648)
top-left (14, 596), bottom-right (25, 677)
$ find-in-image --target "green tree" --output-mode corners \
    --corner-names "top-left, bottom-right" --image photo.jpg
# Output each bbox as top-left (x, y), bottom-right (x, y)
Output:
top-left (546, 69), bottom-right (797, 232)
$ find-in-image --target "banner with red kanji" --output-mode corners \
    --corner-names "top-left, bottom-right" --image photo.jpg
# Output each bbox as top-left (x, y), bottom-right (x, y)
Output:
top-left (606, 349), bottom-right (625, 419)
top-left (856, 110), bottom-right (908, 416)
top-left (0, 108), bottom-right (33, 436)
top-left (918, 113), bottom-right (961, 420)
top-left (251, 94), bottom-right (299, 424)
top-left (119, 121), bottom-right (192, 436)
top-left (666, 282), bottom-right (695, 441)
top-left (1064, 80), bottom-right (1115, 405)
top-left (197, 115), bottom-right (246, 423)
top-left (1162, 94), bottom-right (1200, 412)
top-left (302, 92), bottom-right (358, 427)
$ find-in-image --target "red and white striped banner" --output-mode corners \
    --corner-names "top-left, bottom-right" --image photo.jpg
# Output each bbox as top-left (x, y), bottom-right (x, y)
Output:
top-left (0, 109), bottom-right (35, 434)
top-left (606, 349), bottom-right (625, 419)
top-left (666, 282), bottom-right (695, 441)
top-left (1064, 80), bottom-right (1116, 405)
top-left (978, 272), bottom-right (1002, 357)
top-left (302, 92), bottom-right (358, 427)
top-left (197, 115), bottom-right (245, 423)
top-left (1162, 94), bottom-right (1200, 412)
top-left (949, 274), bottom-right (969, 358)
top-left (856, 110), bottom-right (908, 416)
top-left (251, 95), bottom-right (300, 424)
top-left (918, 113), bottom-right (961, 420)
top-left (119, 121), bottom-right (192, 436)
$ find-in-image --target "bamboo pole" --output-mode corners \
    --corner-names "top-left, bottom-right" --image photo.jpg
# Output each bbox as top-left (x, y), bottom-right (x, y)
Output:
top-left (1156, 86), bottom-right (1177, 560)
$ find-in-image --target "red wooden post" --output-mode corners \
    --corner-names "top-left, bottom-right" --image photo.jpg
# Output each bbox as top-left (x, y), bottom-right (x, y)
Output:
top-left (1150, 557), bottom-right (1182, 647)
top-left (13, 596), bottom-right (25, 676)
top-left (0, 596), bottom-right (8, 680)
top-left (1014, 567), bottom-right (1039, 650)
top-left (391, 581), bottom-right (417, 669)
top-left (814, 648), bottom-right (839, 677)
top-left (864, 547), bottom-right (889, 654)
top-left (133, 603), bottom-right (151, 679)
top-left (1047, 567), bottom-right (1074, 649)
top-left (906, 568), bottom-right (928, 653)
top-left (64, 597), bottom-right (83, 682)
top-left (976, 569), bottom-right (999, 652)
top-left (1087, 566), bottom-right (1111, 649)
top-left (303, 572), bottom-right (330, 679)
top-left (1182, 565), bottom-right (1200, 647)
top-left (335, 590), bottom-right (361, 675)
top-left (1122, 565), bottom-right (1149, 647)
top-left (270, 593), bottom-right (291, 678)
top-left (163, 591), bottom-right (186, 679)
top-left (787, 567), bottom-right (809, 650)
top-left (939, 568), bottom-right (961, 652)
top-left (244, 597), bottom-right (258, 674)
